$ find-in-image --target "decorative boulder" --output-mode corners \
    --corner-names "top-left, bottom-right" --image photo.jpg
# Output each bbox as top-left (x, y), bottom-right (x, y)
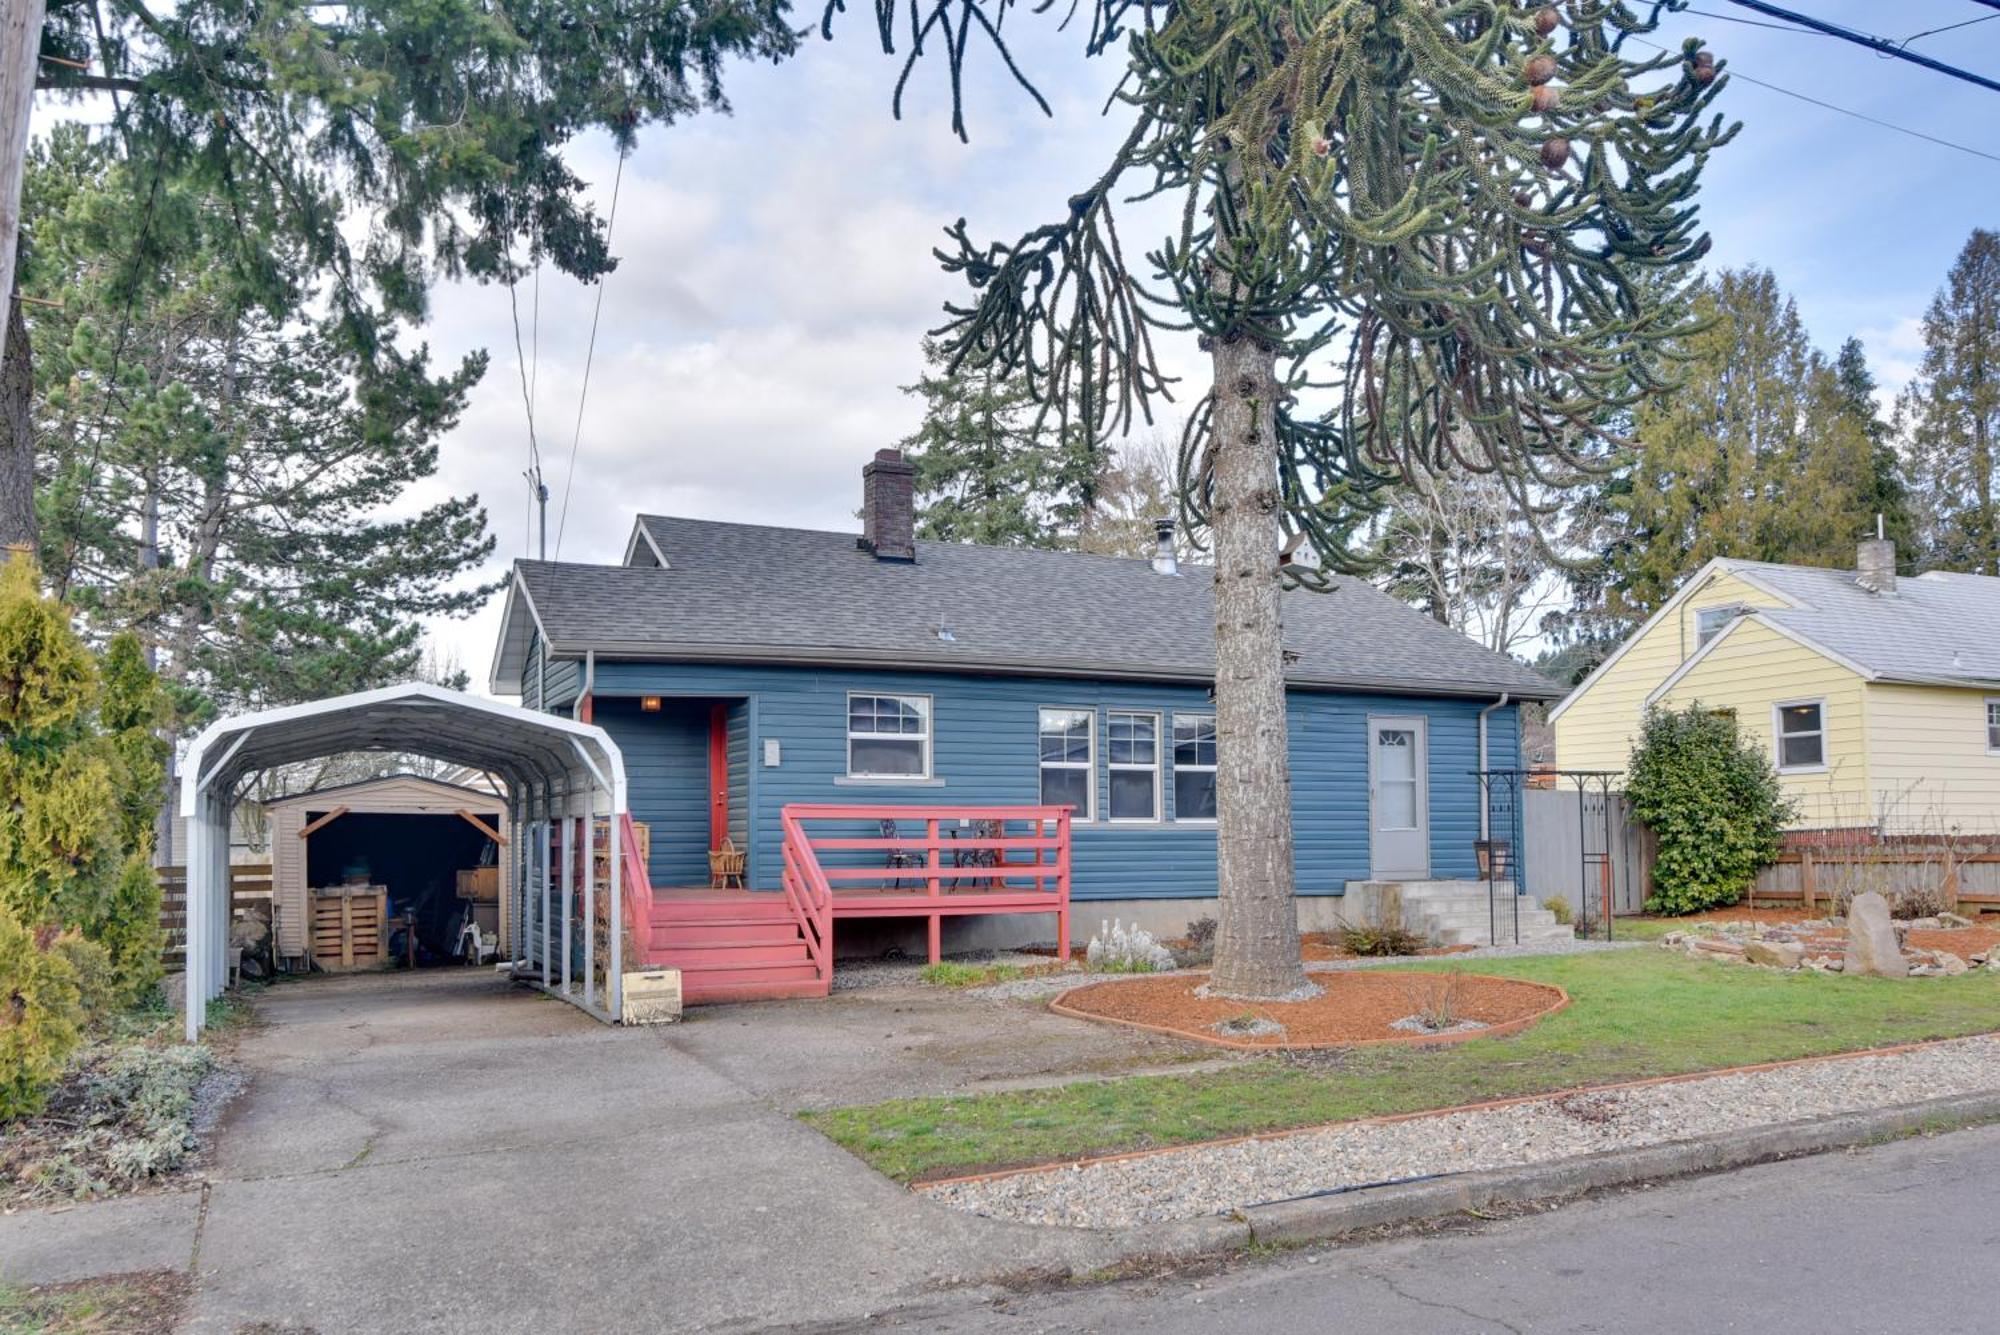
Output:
top-left (1844, 892), bottom-right (1908, 979)
top-left (1744, 939), bottom-right (1804, 970)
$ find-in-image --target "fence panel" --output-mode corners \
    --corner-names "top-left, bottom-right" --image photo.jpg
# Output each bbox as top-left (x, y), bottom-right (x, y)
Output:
top-left (1520, 788), bottom-right (1652, 917)
top-left (157, 863), bottom-right (274, 966)
top-left (1749, 837), bottom-right (2000, 914)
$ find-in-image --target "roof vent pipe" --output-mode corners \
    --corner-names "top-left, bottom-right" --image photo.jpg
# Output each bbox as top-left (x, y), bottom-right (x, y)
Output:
top-left (1151, 517), bottom-right (1179, 576)
top-left (1856, 515), bottom-right (1896, 596)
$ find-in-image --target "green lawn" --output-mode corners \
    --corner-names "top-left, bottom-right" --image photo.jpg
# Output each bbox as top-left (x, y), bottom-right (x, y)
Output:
top-left (803, 950), bottom-right (2000, 1182)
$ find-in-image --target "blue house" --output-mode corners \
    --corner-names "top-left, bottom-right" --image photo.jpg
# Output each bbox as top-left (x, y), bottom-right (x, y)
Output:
top-left (489, 449), bottom-right (1560, 995)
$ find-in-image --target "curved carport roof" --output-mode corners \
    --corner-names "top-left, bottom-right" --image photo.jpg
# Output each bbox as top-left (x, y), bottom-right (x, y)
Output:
top-left (178, 683), bottom-right (630, 1039)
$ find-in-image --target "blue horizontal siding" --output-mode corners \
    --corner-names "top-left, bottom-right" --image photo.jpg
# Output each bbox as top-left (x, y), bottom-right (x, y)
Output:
top-left (567, 662), bottom-right (1520, 903)
top-left (591, 697), bottom-right (711, 887)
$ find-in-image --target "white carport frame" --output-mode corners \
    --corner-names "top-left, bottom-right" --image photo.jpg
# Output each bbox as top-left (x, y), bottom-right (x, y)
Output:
top-left (178, 683), bottom-right (630, 1040)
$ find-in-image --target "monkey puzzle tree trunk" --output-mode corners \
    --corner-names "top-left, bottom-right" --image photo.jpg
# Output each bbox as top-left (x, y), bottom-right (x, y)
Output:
top-left (0, 298), bottom-right (33, 557)
top-left (1205, 332), bottom-right (1310, 999)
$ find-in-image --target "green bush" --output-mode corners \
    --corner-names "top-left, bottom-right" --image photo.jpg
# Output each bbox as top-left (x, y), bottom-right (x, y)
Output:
top-left (1626, 704), bottom-right (1794, 915)
top-left (1542, 895), bottom-right (1575, 926)
top-left (0, 909), bottom-right (84, 1121)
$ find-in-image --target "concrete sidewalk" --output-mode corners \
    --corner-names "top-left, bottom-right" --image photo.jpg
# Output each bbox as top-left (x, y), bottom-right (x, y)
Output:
top-left (4, 970), bottom-right (1187, 1332)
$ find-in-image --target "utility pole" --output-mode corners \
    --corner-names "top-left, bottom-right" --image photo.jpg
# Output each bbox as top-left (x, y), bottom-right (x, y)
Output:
top-left (526, 467), bottom-right (548, 560)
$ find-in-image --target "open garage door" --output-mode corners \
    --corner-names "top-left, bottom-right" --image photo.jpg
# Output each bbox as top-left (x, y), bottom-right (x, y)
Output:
top-left (178, 683), bottom-right (629, 1039)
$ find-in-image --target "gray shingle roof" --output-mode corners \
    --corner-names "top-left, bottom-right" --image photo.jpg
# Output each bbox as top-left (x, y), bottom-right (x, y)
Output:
top-left (500, 515), bottom-right (1560, 700)
top-left (1729, 561), bottom-right (2000, 687)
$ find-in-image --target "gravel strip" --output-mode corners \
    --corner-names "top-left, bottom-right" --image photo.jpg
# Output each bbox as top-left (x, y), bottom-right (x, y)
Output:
top-left (918, 1033), bottom-right (2000, 1228)
top-left (970, 937), bottom-right (1641, 1003)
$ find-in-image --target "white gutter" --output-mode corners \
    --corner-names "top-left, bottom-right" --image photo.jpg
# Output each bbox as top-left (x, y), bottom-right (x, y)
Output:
top-left (1477, 692), bottom-right (1511, 841)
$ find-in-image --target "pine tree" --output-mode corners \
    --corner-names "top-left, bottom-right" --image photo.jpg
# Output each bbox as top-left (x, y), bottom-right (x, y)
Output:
top-left (1899, 229), bottom-right (2000, 576)
top-left (900, 337), bottom-right (1097, 547)
top-left (23, 130), bottom-right (494, 725)
top-left (4, 0), bottom-right (803, 554)
top-left (1610, 268), bottom-right (1880, 617)
top-left (1832, 336), bottom-right (1911, 559)
top-left (869, 0), bottom-right (1737, 995)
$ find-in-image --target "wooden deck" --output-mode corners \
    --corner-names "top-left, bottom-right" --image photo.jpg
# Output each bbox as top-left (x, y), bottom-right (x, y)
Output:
top-left (627, 805), bottom-right (1072, 1002)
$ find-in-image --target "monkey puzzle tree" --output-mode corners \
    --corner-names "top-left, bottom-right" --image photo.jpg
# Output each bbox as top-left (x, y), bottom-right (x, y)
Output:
top-left (857, 0), bottom-right (1735, 996)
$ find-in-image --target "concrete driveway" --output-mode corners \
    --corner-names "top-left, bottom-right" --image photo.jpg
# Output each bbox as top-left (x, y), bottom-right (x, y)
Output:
top-left (4, 969), bottom-right (1199, 1332)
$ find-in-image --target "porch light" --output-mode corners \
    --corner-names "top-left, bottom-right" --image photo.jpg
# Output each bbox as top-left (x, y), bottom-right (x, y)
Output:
top-left (640, 696), bottom-right (662, 713)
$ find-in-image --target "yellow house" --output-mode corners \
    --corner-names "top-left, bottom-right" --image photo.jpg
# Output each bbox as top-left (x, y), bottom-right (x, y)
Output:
top-left (1551, 539), bottom-right (2000, 832)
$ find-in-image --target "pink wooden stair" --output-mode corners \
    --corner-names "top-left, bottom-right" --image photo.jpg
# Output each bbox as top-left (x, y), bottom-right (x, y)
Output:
top-left (642, 891), bottom-right (829, 1003)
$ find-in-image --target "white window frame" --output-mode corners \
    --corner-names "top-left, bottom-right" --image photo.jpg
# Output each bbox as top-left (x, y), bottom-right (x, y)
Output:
top-left (1771, 697), bottom-right (1827, 774)
top-left (1694, 604), bottom-right (1745, 650)
top-left (844, 692), bottom-right (932, 780)
top-left (1105, 710), bottom-right (1163, 824)
top-left (1037, 707), bottom-right (1096, 821)
top-left (1171, 712), bottom-right (1218, 824)
top-left (1987, 698), bottom-right (2000, 755)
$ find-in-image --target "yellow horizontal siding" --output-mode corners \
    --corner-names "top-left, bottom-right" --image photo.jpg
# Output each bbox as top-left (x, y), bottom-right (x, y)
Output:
top-left (1863, 684), bottom-right (2000, 832)
top-left (1553, 569), bottom-right (1787, 776)
top-left (1654, 618), bottom-right (1870, 829)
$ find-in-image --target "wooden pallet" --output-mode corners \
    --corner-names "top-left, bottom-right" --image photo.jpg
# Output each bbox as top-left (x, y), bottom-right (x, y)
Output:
top-left (311, 885), bottom-right (388, 971)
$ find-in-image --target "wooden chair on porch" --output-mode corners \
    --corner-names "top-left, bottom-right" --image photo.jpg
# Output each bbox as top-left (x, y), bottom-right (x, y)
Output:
top-left (708, 837), bottom-right (746, 889)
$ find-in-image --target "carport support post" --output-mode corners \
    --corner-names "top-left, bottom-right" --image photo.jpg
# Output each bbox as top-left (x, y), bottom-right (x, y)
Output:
top-left (559, 804), bottom-right (573, 995)
top-left (539, 796), bottom-right (552, 987)
top-left (582, 789), bottom-right (596, 1008)
top-left (609, 807), bottom-right (623, 1021)
top-left (184, 800), bottom-right (204, 1042)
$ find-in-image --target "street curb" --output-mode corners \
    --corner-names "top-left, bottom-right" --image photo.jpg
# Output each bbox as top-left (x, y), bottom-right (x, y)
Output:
top-left (1109, 1088), bottom-right (2000, 1257)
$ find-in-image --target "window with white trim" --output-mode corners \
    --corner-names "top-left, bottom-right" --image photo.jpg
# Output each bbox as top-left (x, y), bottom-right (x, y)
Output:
top-left (1987, 699), bottom-right (2000, 753)
top-left (1039, 708), bottom-right (1094, 818)
top-left (846, 693), bottom-right (931, 778)
top-left (1172, 714), bottom-right (1218, 821)
top-left (1694, 604), bottom-right (1745, 649)
top-left (1774, 700), bottom-right (1825, 771)
top-left (1106, 711), bottom-right (1161, 821)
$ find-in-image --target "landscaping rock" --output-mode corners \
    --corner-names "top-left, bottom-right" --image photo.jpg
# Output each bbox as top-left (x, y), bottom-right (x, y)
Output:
top-left (1845, 892), bottom-right (1908, 979)
top-left (1689, 936), bottom-right (1746, 959)
top-left (1939, 912), bottom-right (1975, 929)
top-left (1744, 940), bottom-right (1804, 970)
top-left (1937, 953), bottom-right (1970, 977)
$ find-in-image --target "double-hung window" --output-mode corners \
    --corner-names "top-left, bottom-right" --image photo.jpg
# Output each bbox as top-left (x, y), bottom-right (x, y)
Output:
top-left (1172, 714), bottom-right (1218, 821)
top-left (1038, 708), bottom-right (1094, 818)
top-left (1773, 700), bottom-right (1825, 772)
top-left (1987, 699), bottom-right (2000, 753)
top-left (846, 693), bottom-right (931, 778)
top-left (1106, 711), bottom-right (1161, 822)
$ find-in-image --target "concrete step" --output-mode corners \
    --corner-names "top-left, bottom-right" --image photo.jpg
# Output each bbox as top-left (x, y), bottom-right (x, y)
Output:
top-left (1436, 924), bottom-right (1576, 947)
top-left (1419, 905), bottom-right (1564, 928)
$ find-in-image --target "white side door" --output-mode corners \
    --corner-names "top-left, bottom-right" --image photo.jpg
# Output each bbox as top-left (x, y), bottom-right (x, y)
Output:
top-left (1369, 715), bottom-right (1430, 880)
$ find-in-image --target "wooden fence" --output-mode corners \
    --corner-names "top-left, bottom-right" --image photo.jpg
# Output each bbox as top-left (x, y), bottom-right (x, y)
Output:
top-left (1519, 787), bottom-right (1655, 917)
top-left (157, 863), bottom-right (274, 966)
top-left (1747, 835), bottom-right (2000, 915)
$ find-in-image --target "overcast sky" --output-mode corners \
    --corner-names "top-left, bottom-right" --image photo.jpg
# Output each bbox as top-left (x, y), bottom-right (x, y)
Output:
top-left (406, 2), bottom-right (2000, 694)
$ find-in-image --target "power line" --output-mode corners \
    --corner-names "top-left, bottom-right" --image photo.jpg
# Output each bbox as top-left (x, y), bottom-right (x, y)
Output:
top-left (1626, 33), bottom-right (2000, 165)
top-left (1717, 2), bottom-right (2000, 94)
top-left (554, 150), bottom-right (628, 561)
top-left (1896, 15), bottom-right (1999, 48)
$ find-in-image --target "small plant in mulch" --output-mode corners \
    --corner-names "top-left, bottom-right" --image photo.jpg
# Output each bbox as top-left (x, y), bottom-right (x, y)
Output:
top-left (1085, 920), bottom-right (1175, 973)
top-left (1338, 923), bottom-right (1425, 958)
top-left (1542, 895), bottom-right (1575, 926)
top-left (1171, 916), bottom-right (1218, 968)
top-left (1393, 966), bottom-right (1481, 1035)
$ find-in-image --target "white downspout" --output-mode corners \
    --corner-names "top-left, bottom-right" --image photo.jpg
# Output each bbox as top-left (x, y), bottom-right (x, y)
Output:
top-left (1477, 692), bottom-right (1511, 842)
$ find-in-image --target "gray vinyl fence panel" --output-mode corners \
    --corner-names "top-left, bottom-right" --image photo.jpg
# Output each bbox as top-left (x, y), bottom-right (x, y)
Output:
top-left (1519, 787), bottom-right (1650, 917)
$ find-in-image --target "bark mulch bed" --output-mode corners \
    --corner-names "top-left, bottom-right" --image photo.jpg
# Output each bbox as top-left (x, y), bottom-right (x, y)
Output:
top-left (1049, 970), bottom-right (1569, 1051)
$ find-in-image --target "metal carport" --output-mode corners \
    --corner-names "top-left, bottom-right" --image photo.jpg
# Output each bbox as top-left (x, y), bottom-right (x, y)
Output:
top-left (178, 682), bottom-right (630, 1040)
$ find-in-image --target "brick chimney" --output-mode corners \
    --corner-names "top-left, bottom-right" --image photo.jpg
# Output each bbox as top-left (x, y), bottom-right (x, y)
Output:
top-left (859, 448), bottom-right (916, 561)
top-left (1856, 519), bottom-right (1896, 596)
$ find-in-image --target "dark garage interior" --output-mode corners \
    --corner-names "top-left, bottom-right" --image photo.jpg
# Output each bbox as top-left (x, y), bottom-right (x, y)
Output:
top-left (305, 812), bottom-right (497, 967)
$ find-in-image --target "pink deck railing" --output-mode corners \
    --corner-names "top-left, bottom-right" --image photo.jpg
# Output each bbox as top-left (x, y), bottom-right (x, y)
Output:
top-left (779, 804), bottom-right (1072, 964)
